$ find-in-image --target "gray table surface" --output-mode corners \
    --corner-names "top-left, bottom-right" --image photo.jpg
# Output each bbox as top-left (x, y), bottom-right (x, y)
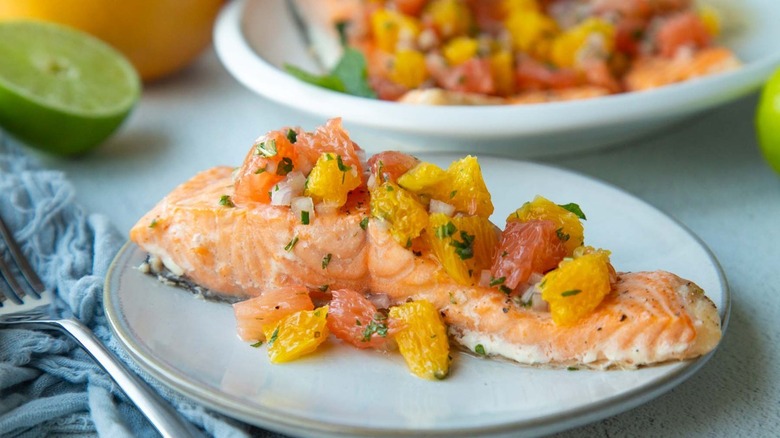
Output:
top-left (32, 48), bottom-right (780, 437)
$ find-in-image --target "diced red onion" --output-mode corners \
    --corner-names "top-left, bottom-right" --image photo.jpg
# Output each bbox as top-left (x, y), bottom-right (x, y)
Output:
top-left (519, 285), bottom-right (536, 304)
top-left (291, 196), bottom-right (315, 222)
top-left (366, 293), bottom-right (391, 309)
top-left (531, 294), bottom-right (549, 312)
top-left (478, 270), bottom-right (492, 288)
top-left (270, 171), bottom-right (306, 206)
top-left (429, 199), bottom-right (455, 216)
top-left (366, 173), bottom-right (378, 191)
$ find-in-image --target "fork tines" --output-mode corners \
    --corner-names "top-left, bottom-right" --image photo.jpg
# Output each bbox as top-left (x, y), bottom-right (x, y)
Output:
top-left (0, 214), bottom-right (44, 306)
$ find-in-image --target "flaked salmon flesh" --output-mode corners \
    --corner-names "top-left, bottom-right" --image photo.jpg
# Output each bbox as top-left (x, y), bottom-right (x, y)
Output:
top-left (130, 149), bottom-right (721, 370)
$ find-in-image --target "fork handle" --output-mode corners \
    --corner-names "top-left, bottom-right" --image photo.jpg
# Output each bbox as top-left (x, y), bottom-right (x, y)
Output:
top-left (11, 318), bottom-right (206, 438)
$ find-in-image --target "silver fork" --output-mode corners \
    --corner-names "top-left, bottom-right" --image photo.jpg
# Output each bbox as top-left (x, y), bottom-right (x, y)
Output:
top-left (0, 214), bottom-right (204, 438)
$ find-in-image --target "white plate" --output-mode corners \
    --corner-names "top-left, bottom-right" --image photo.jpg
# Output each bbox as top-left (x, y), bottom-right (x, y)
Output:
top-left (213, 0), bottom-right (780, 157)
top-left (105, 154), bottom-right (729, 437)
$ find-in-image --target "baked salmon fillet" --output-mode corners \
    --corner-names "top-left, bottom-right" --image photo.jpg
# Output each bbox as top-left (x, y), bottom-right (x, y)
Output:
top-left (130, 119), bottom-right (721, 372)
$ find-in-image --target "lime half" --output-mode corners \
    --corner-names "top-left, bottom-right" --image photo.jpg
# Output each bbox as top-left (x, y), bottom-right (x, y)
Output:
top-left (0, 21), bottom-right (140, 155)
top-left (756, 67), bottom-right (780, 175)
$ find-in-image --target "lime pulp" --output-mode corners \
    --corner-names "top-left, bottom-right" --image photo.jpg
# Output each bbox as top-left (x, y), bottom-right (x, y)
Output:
top-left (0, 20), bottom-right (140, 155)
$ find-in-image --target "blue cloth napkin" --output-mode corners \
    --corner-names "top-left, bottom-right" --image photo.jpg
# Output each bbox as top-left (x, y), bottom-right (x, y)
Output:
top-left (0, 136), bottom-right (280, 437)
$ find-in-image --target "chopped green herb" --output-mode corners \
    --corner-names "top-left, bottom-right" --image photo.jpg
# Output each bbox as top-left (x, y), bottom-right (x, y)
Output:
top-left (489, 276), bottom-right (506, 287)
top-left (283, 48), bottom-right (377, 98)
top-left (284, 236), bottom-right (299, 251)
top-left (336, 155), bottom-right (351, 172)
top-left (286, 128), bottom-right (297, 144)
top-left (567, 366), bottom-right (579, 371)
top-left (474, 344), bottom-right (486, 356)
top-left (435, 221), bottom-right (457, 239)
top-left (255, 139), bottom-right (278, 157)
top-left (499, 285), bottom-right (512, 294)
top-left (301, 210), bottom-right (310, 225)
top-left (219, 195), bottom-right (235, 207)
top-left (450, 190), bottom-right (457, 199)
top-left (276, 157), bottom-right (294, 175)
top-left (556, 228), bottom-right (570, 242)
top-left (406, 238), bottom-right (412, 248)
top-left (149, 218), bottom-right (158, 228)
top-left (254, 166), bottom-right (267, 174)
top-left (558, 202), bottom-right (586, 220)
top-left (561, 289), bottom-right (582, 297)
top-left (449, 292), bottom-right (457, 304)
top-left (361, 313), bottom-right (389, 341)
top-left (386, 185), bottom-right (394, 191)
top-left (250, 341), bottom-right (263, 348)
top-left (359, 217), bottom-right (369, 230)
top-left (268, 327), bottom-right (279, 345)
top-left (450, 231), bottom-right (475, 260)
top-left (335, 20), bottom-right (349, 47)
top-left (322, 253), bottom-right (332, 269)
top-left (355, 318), bottom-right (362, 326)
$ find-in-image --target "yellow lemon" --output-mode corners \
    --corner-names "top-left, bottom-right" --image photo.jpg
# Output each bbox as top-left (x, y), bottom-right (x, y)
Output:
top-left (0, 0), bottom-right (224, 82)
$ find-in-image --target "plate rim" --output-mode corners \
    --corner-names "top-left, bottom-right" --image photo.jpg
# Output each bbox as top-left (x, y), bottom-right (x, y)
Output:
top-left (104, 156), bottom-right (731, 437)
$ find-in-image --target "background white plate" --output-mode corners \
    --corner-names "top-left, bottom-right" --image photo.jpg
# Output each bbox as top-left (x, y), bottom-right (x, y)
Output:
top-left (213, 0), bottom-right (780, 157)
top-left (105, 154), bottom-right (729, 437)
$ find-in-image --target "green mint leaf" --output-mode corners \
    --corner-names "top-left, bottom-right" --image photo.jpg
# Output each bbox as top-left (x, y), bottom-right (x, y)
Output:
top-left (283, 64), bottom-right (346, 92)
top-left (558, 202), bottom-right (587, 220)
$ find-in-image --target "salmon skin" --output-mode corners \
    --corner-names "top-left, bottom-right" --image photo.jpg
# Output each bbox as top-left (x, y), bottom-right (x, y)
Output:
top-left (130, 119), bottom-right (721, 369)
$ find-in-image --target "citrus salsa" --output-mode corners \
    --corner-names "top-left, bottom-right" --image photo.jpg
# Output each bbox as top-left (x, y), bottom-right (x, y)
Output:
top-left (231, 121), bottom-right (617, 379)
top-left (287, 0), bottom-right (739, 104)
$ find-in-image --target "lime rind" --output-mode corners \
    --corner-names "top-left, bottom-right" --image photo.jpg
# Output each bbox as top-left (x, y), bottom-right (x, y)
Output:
top-left (756, 67), bottom-right (780, 175)
top-left (0, 20), bottom-right (140, 155)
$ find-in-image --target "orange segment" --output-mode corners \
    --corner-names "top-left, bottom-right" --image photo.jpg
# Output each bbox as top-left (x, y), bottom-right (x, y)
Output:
top-left (370, 181), bottom-right (429, 247)
top-left (426, 0), bottom-right (472, 39)
top-left (540, 249), bottom-right (613, 325)
top-left (370, 8), bottom-right (421, 53)
top-left (267, 306), bottom-right (330, 363)
top-left (399, 156), bottom-right (494, 218)
top-left (427, 213), bottom-right (498, 285)
top-left (389, 300), bottom-right (450, 380)
top-left (304, 152), bottom-right (362, 208)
